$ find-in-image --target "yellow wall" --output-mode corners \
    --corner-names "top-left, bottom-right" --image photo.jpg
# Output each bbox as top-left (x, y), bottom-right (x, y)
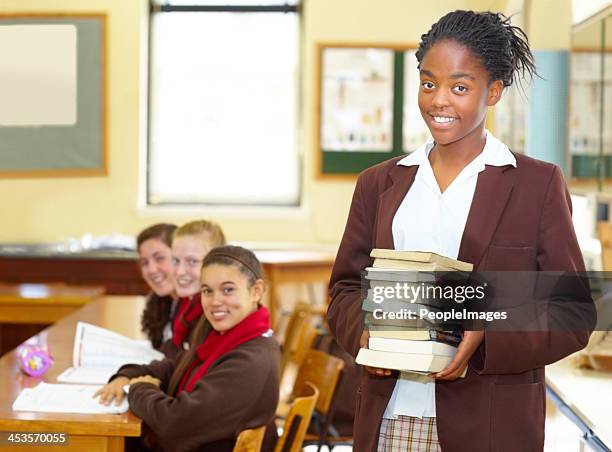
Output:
top-left (1, 0), bottom-right (476, 246)
top-left (0, 0), bottom-right (148, 243)
top-left (528, 0), bottom-right (572, 50)
top-left (2, 0), bottom-right (576, 246)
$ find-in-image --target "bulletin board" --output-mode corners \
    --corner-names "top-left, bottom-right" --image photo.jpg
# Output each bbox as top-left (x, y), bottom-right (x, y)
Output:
top-left (0, 13), bottom-right (106, 178)
top-left (314, 42), bottom-right (427, 179)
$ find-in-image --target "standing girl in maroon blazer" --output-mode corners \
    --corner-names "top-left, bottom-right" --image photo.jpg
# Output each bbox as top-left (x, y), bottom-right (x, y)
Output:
top-left (168, 220), bottom-right (226, 357)
top-left (137, 223), bottom-right (178, 355)
top-left (328, 10), bottom-right (595, 452)
top-left (95, 245), bottom-right (280, 452)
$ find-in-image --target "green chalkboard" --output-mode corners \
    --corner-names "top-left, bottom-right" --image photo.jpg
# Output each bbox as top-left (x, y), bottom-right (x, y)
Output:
top-left (0, 14), bottom-right (106, 177)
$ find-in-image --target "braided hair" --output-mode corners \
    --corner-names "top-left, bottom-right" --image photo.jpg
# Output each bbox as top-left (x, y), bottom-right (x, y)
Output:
top-left (415, 10), bottom-right (537, 87)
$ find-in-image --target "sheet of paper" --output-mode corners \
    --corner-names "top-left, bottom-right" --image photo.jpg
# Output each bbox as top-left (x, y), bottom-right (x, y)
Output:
top-left (12, 382), bottom-right (128, 414)
top-left (56, 367), bottom-right (115, 385)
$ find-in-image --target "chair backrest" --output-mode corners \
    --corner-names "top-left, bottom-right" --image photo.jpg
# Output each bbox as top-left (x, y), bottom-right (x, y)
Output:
top-left (292, 349), bottom-right (345, 416)
top-left (280, 302), bottom-right (312, 374)
top-left (274, 382), bottom-right (319, 452)
top-left (279, 321), bottom-right (319, 403)
top-left (233, 425), bottom-right (266, 452)
top-left (598, 222), bottom-right (612, 270)
top-left (292, 322), bottom-right (319, 368)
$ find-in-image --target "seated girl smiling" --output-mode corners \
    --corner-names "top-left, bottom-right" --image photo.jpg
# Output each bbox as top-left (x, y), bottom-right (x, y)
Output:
top-left (95, 245), bottom-right (280, 452)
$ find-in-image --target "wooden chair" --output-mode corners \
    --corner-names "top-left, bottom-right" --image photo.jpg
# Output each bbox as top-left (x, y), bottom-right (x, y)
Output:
top-left (279, 321), bottom-right (319, 403)
top-left (279, 349), bottom-right (348, 451)
top-left (280, 302), bottom-right (313, 375)
top-left (233, 426), bottom-right (266, 452)
top-left (598, 222), bottom-right (612, 270)
top-left (274, 382), bottom-right (319, 452)
top-left (298, 350), bottom-right (351, 450)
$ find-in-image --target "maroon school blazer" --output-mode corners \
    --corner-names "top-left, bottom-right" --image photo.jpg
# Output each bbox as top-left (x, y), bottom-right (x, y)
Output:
top-left (328, 153), bottom-right (595, 452)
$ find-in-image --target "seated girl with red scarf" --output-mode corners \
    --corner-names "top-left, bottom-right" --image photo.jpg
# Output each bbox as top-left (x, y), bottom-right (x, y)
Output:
top-left (163, 220), bottom-right (226, 358)
top-left (95, 245), bottom-right (280, 452)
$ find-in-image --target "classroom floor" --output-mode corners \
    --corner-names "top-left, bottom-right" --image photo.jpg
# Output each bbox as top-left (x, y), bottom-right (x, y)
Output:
top-left (303, 397), bottom-right (586, 451)
top-left (544, 396), bottom-right (585, 451)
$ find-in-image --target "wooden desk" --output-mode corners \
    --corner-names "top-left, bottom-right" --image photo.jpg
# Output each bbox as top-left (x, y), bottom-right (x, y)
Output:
top-left (0, 284), bottom-right (104, 324)
top-left (546, 358), bottom-right (612, 451)
top-left (0, 284), bottom-right (105, 357)
top-left (0, 296), bottom-right (146, 452)
top-left (0, 253), bottom-right (148, 295)
top-left (0, 246), bottom-right (336, 327)
top-left (0, 248), bottom-right (336, 305)
top-left (256, 250), bottom-right (335, 328)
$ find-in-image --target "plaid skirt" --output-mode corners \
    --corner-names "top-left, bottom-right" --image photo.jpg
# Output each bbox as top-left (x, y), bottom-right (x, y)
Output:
top-left (377, 416), bottom-right (442, 452)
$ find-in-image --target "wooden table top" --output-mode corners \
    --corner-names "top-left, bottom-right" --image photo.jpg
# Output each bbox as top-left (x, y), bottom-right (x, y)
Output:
top-left (0, 284), bottom-right (104, 306)
top-left (546, 357), bottom-right (612, 448)
top-left (254, 249), bottom-right (336, 266)
top-left (0, 296), bottom-right (146, 437)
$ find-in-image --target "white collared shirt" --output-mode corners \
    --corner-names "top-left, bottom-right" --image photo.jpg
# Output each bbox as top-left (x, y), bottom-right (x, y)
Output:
top-left (162, 298), bottom-right (179, 342)
top-left (383, 130), bottom-right (516, 419)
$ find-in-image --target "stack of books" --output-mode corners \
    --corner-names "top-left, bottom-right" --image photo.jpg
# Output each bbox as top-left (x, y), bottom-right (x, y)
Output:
top-left (368, 249), bottom-right (473, 272)
top-left (356, 249), bottom-right (472, 374)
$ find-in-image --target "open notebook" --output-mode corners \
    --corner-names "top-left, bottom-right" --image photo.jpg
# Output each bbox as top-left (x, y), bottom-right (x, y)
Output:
top-left (12, 382), bottom-right (128, 414)
top-left (57, 322), bottom-right (164, 385)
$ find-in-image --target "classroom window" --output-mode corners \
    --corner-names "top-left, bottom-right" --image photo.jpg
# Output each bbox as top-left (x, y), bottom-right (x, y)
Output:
top-left (148, 1), bottom-right (301, 206)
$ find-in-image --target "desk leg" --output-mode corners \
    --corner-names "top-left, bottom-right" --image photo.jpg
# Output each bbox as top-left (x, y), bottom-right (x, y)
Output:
top-left (107, 436), bottom-right (124, 452)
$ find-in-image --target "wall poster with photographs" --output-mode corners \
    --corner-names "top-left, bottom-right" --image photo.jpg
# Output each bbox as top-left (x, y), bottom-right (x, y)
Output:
top-left (317, 43), bottom-right (427, 178)
top-left (569, 52), bottom-right (612, 178)
top-left (569, 10), bottom-right (612, 181)
top-left (494, 84), bottom-right (527, 154)
top-left (403, 49), bottom-right (431, 152)
top-left (320, 47), bottom-right (394, 153)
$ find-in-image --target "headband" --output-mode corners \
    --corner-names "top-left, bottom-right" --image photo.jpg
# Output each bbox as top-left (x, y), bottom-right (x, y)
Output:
top-left (205, 251), bottom-right (261, 279)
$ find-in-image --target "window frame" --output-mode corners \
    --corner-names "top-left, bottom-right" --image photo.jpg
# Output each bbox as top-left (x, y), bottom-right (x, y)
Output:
top-left (145, 1), bottom-right (302, 208)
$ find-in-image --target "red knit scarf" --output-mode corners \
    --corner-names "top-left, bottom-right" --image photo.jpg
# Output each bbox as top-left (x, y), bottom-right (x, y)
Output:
top-left (177, 306), bottom-right (270, 393)
top-left (172, 293), bottom-right (203, 347)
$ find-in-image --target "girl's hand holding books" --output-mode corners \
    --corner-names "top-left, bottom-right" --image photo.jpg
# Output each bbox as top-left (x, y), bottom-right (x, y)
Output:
top-left (360, 330), bottom-right (392, 377)
top-left (434, 331), bottom-right (484, 381)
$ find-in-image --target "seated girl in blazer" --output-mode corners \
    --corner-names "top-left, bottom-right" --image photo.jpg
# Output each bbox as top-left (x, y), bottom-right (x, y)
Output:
top-left (96, 245), bottom-right (280, 452)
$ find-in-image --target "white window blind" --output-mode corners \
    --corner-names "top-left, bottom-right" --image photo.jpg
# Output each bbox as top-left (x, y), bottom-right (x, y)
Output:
top-left (148, 2), bottom-right (300, 206)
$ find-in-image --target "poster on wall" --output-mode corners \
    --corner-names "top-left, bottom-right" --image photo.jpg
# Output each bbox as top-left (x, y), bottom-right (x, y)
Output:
top-left (402, 49), bottom-right (431, 152)
top-left (320, 47), bottom-right (394, 152)
top-left (0, 14), bottom-right (106, 178)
